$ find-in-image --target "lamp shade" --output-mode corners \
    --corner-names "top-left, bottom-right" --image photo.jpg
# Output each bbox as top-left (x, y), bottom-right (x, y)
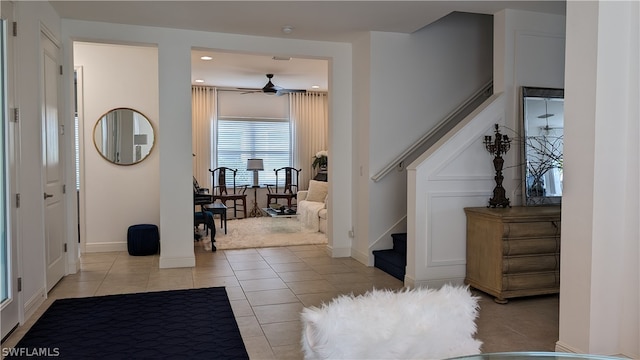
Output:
top-left (134, 134), bottom-right (148, 145)
top-left (247, 158), bottom-right (264, 171)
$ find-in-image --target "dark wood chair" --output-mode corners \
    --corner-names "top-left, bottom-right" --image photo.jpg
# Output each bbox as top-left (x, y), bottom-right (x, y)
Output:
top-left (209, 167), bottom-right (248, 218)
top-left (266, 167), bottom-right (301, 209)
top-left (193, 176), bottom-right (213, 206)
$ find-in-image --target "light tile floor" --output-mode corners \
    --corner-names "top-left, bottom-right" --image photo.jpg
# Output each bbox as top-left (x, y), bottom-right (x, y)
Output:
top-left (2, 242), bottom-right (559, 359)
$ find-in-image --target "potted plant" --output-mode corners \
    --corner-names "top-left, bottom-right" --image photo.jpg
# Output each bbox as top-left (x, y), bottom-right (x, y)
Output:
top-left (312, 150), bottom-right (328, 171)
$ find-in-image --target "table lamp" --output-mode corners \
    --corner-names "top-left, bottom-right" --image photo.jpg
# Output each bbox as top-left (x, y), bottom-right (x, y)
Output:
top-left (247, 159), bottom-right (264, 187)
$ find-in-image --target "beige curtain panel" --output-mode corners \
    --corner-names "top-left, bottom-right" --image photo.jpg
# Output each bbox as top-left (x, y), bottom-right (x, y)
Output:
top-left (192, 88), bottom-right (328, 192)
top-left (290, 92), bottom-right (329, 190)
top-left (191, 86), bottom-right (216, 190)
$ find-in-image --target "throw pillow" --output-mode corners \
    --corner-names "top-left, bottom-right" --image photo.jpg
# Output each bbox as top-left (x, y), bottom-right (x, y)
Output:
top-left (306, 180), bottom-right (328, 203)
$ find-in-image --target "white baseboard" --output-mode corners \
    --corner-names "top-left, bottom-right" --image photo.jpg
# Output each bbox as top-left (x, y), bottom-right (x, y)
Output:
top-left (330, 245), bottom-right (351, 258)
top-left (351, 247), bottom-right (370, 266)
top-left (159, 255), bottom-right (195, 268)
top-left (555, 342), bottom-right (633, 359)
top-left (555, 341), bottom-right (582, 354)
top-left (409, 276), bottom-right (465, 289)
top-left (23, 288), bottom-right (46, 324)
top-left (84, 241), bottom-right (127, 253)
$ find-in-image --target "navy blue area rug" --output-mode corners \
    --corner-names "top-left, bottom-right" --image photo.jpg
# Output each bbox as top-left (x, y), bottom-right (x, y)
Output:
top-left (8, 287), bottom-right (249, 359)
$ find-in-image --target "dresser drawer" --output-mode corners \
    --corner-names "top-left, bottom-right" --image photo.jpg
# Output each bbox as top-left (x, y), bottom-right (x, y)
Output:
top-left (503, 237), bottom-right (560, 256)
top-left (502, 254), bottom-right (559, 273)
top-left (502, 271), bottom-right (560, 291)
top-left (503, 221), bottom-right (560, 238)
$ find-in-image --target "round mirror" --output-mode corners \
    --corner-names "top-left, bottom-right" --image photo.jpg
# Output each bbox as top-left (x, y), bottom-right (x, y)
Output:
top-left (93, 108), bottom-right (155, 165)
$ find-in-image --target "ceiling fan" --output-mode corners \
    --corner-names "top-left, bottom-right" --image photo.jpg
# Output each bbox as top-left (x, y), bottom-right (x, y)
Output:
top-left (240, 74), bottom-right (306, 96)
top-left (537, 99), bottom-right (562, 134)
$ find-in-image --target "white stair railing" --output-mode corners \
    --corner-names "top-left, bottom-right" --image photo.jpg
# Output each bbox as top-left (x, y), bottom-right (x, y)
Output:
top-left (371, 80), bottom-right (493, 182)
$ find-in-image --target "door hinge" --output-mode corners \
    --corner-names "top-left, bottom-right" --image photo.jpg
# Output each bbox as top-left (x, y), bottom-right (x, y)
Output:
top-left (64, 243), bottom-right (68, 252)
top-left (62, 184), bottom-right (66, 194)
top-left (17, 277), bottom-right (22, 292)
top-left (12, 108), bottom-right (19, 123)
top-left (16, 193), bottom-right (20, 208)
top-left (59, 65), bottom-right (63, 75)
top-left (12, 22), bottom-right (17, 37)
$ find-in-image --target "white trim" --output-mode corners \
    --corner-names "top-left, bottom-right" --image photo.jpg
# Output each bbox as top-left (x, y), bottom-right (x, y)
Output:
top-left (409, 276), bottom-right (465, 289)
top-left (84, 242), bottom-right (127, 253)
top-left (329, 244), bottom-right (350, 258)
top-left (22, 287), bottom-right (46, 324)
top-left (554, 341), bottom-right (582, 354)
top-left (350, 247), bottom-right (369, 266)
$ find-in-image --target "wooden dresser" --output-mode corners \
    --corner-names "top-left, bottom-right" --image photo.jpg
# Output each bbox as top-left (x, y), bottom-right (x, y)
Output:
top-left (464, 206), bottom-right (561, 304)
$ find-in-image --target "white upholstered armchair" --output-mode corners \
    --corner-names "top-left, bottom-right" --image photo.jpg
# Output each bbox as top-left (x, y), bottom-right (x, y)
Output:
top-left (297, 180), bottom-right (328, 234)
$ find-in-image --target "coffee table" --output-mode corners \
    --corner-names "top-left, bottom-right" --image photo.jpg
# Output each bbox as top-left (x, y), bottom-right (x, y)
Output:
top-left (203, 202), bottom-right (228, 234)
top-left (263, 207), bottom-right (297, 218)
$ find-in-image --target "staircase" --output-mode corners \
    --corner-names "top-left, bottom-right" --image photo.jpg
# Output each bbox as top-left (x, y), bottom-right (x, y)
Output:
top-left (372, 233), bottom-right (407, 281)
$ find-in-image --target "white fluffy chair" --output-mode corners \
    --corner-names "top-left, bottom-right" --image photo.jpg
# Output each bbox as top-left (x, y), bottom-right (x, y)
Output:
top-left (300, 284), bottom-right (482, 360)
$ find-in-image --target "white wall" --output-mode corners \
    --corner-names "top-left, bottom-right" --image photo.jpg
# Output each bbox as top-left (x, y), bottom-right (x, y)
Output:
top-left (405, 9), bottom-right (565, 288)
top-left (61, 20), bottom-right (353, 266)
top-left (74, 42), bottom-right (160, 253)
top-left (407, 94), bottom-right (504, 287)
top-left (351, 32), bottom-right (372, 263)
top-left (493, 9), bottom-right (566, 202)
top-left (559, 1), bottom-right (639, 357)
top-left (354, 12), bottom-right (494, 264)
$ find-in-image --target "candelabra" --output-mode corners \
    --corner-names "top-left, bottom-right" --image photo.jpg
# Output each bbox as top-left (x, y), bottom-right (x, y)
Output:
top-left (484, 124), bottom-right (511, 208)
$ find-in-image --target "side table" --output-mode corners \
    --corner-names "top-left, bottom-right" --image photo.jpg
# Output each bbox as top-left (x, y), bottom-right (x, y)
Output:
top-left (248, 185), bottom-right (265, 217)
top-left (203, 202), bottom-right (228, 234)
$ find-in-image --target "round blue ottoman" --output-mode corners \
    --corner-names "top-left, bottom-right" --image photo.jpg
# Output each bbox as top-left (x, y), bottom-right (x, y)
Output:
top-left (127, 224), bottom-right (159, 256)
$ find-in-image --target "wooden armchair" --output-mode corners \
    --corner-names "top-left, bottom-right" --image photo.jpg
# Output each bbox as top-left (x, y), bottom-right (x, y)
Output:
top-left (266, 167), bottom-right (301, 209)
top-left (209, 167), bottom-right (248, 218)
top-left (193, 176), bottom-right (213, 206)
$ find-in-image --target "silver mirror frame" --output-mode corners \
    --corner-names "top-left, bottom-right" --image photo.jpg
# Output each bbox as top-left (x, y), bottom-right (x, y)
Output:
top-left (93, 108), bottom-right (156, 166)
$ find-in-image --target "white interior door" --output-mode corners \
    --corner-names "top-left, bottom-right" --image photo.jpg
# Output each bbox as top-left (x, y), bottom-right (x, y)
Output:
top-left (1, 1), bottom-right (21, 341)
top-left (41, 31), bottom-right (65, 292)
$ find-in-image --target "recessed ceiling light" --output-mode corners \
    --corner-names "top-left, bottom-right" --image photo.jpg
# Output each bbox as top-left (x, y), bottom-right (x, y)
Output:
top-left (195, 79), bottom-right (204, 83)
top-left (281, 25), bottom-right (294, 35)
top-left (311, 85), bottom-right (320, 89)
top-left (200, 56), bottom-right (213, 61)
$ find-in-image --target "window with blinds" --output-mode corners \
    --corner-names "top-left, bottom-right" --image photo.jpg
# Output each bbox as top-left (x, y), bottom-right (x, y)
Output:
top-left (217, 117), bottom-right (291, 185)
top-left (216, 90), bottom-right (291, 186)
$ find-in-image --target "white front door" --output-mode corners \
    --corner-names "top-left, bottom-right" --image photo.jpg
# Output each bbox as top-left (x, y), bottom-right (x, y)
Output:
top-left (1, 1), bottom-right (20, 341)
top-left (41, 31), bottom-right (65, 292)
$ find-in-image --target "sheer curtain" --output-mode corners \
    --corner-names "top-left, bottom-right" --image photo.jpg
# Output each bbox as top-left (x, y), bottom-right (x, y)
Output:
top-left (290, 92), bottom-right (328, 190)
top-left (192, 86), bottom-right (216, 190)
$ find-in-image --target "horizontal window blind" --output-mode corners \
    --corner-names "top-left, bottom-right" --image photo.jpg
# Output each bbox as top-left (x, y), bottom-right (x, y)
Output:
top-left (217, 118), bottom-right (291, 185)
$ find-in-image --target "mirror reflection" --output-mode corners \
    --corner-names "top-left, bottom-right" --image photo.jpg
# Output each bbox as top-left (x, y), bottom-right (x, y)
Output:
top-left (522, 87), bottom-right (564, 206)
top-left (94, 108), bottom-right (155, 165)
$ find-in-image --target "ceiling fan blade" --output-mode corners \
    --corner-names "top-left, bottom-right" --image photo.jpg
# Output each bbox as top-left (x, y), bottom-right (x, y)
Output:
top-left (236, 88), bottom-right (261, 95)
top-left (238, 75), bottom-right (308, 96)
top-left (276, 89), bottom-right (307, 96)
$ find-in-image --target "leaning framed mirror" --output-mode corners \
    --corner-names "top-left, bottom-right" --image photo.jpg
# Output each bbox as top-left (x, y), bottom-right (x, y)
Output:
top-left (521, 87), bottom-right (564, 206)
top-left (93, 108), bottom-right (155, 165)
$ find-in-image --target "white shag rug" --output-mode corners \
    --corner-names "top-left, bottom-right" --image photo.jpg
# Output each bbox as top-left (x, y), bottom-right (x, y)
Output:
top-left (203, 216), bottom-right (327, 250)
top-left (301, 284), bottom-right (482, 360)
